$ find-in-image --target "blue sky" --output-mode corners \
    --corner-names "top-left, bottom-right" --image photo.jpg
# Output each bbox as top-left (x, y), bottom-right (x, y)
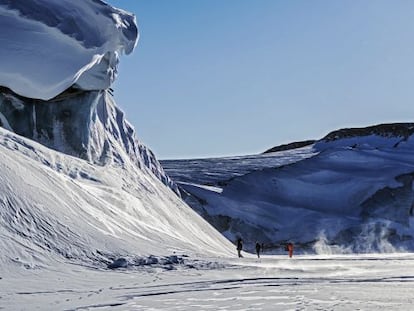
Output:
top-left (107, 0), bottom-right (414, 159)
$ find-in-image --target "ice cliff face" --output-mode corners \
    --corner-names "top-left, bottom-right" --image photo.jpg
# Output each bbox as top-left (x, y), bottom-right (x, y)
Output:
top-left (0, 89), bottom-right (178, 193)
top-left (0, 0), bottom-right (177, 193)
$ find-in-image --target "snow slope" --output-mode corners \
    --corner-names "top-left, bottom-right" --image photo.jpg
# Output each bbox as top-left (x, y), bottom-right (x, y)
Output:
top-left (165, 125), bottom-right (414, 254)
top-left (0, 0), bottom-right (137, 100)
top-left (161, 146), bottom-right (316, 186)
top-left (0, 127), bottom-right (234, 269)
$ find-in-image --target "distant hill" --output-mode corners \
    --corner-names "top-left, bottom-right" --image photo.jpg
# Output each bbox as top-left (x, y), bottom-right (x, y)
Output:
top-left (321, 123), bottom-right (414, 142)
top-left (263, 140), bottom-right (316, 154)
top-left (264, 123), bottom-right (414, 154)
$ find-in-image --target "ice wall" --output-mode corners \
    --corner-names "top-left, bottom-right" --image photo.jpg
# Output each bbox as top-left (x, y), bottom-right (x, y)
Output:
top-left (0, 89), bottom-right (178, 193)
top-left (0, 0), bottom-right (178, 193)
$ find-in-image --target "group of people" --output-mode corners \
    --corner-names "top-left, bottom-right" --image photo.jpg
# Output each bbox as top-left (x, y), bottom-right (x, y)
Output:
top-left (236, 238), bottom-right (294, 258)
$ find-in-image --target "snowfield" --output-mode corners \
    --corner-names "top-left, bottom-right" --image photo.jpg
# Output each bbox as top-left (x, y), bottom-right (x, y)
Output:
top-left (5, 127), bottom-right (414, 310)
top-left (2, 253), bottom-right (414, 310)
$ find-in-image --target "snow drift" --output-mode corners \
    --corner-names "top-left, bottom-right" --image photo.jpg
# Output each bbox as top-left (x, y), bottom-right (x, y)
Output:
top-left (0, 127), bottom-right (234, 268)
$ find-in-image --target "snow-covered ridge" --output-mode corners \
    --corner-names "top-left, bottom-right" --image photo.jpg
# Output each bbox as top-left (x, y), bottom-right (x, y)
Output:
top-left (165, 123), bottom-right (414, 254)
top-left (322, 123), bottom-right (414, 141)
top-left (0, 127), bottom-right (234, 268)
top-left (316, 123), bottom-right (414, 150)
top-left (263, 140), bottom-right (316, 154)
top-left (161, 147), bottom-right (316, 186)
top-left (0, 0), bottom-right (138, 100)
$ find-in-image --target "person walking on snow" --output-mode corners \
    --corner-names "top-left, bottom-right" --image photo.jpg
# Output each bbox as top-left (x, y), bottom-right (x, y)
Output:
top-left (255, 242), bottom-right (261, 258)
top-left (287, 242), bottom-right (294, 258)
top-left (236, 238), bottom-right (243, 258)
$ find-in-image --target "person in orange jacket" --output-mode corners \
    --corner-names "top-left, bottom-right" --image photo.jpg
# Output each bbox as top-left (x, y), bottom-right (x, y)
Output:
top-left (287, 242), bottom-right (294, 258)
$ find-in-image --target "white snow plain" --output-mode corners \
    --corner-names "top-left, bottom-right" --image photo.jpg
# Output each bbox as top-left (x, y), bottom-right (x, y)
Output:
top-left (2, 253), bottom-right (414, 310)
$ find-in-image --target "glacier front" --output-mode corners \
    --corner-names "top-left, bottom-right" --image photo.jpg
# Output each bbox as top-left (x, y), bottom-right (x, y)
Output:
top-left (0, 0), bottom-right (177, 191)
top-left (0, 0), bottom-right (236, 268)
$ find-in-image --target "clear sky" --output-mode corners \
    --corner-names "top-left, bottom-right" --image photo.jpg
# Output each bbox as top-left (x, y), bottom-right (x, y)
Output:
top-left (107, 0), bottom-right (414, 160)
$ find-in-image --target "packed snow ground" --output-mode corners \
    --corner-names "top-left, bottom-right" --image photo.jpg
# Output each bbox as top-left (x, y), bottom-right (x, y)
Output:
top-left (2, 253), bottom-right (414, 310)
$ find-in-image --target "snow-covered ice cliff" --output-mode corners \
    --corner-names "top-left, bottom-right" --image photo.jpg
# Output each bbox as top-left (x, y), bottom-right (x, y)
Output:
top-left (0, 89), bottom-right (179, 193)
top-left (0, 0), bottom-right (137, 100)
top-left (0, 0), bottom-right (178, 192)
top-left (0, 0), bottom-right (235, 268)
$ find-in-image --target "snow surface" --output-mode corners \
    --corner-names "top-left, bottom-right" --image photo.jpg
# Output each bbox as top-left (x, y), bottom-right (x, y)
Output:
top-left (0, 127), bottom-right (235, 268)
top-left (0, 0), bottom-right (138, 100)
top-left (2, 253), bottom-right (414, 310)
top-left (161, 147), bottom-right (316, 186)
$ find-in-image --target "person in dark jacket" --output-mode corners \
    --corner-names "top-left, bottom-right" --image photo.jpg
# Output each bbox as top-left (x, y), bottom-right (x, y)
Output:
top-left (255, 241), bottom-right (261, 258)
top-left (236, 238), bottom-right (243, 258)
